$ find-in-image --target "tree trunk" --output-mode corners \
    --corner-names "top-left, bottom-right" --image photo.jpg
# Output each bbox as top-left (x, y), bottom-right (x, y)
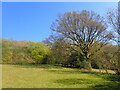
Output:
top-left (85, 53), bottom-right (92, 70)
top-left (82, 59), bottom-right (92, 70)
top-left (105, 68), bottom-right (108, 74)
top-left (78, 52), bottom-right (92, 70)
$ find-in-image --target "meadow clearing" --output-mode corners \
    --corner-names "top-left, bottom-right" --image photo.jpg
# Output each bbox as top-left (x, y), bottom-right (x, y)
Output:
top-left (2, 64), bottom-right (120, 88)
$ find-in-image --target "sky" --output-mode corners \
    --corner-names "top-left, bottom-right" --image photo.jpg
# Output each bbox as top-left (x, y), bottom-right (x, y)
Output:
top-left (2, 2), bottom-right (117, 42)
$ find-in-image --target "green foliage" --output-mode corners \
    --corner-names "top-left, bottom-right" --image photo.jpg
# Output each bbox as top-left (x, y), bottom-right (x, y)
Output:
top-left (91, 44), bottom-right (118, 71)
top-left (2, 39), bottom-right (13, 64)
top-left (2, 39), bottom-right (53, 64)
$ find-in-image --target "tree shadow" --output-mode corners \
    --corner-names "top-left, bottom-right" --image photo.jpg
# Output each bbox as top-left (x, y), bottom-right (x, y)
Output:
top-left (79, 70), bottom-right (99, 74)
top-left (48, 70), bottom-right (82, 74)
top-left (80, 71), bottom-right (120, 88)
top-left (55, 77), bottom-right (120, 89)
top-left (48, 69), bottom-right (101, 75)
top-left (53, 70), bottom-right (120, 89)
top-left (13, 64), bottom-right (63, 69)
top-left (92, 75), bottom-right (120, 89)
top-left (103, 75), bottom-right (120, 82)
top-left (55, 78), bottom-right (99, 85)
top-left (93, 82), bottom-right (120, 89)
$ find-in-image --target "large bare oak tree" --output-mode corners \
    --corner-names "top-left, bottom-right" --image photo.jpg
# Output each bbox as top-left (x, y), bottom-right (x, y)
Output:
top-left (51, 10), bottom-right (113, 69)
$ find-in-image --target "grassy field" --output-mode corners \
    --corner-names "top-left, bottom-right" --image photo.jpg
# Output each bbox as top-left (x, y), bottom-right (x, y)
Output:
top-left (2, 64), bottom-right (120, 88)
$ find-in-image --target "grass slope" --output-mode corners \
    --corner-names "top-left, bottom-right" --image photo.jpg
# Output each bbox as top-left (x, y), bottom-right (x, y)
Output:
top-left (2, 64), bottom-right (120, 88)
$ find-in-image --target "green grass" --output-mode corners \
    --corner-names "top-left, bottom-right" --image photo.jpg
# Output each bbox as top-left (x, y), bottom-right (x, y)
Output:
top-left (2, 64), bottom-right (120, 88)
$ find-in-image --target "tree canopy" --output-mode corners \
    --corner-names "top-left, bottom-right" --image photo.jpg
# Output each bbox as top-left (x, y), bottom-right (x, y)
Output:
top-left (50, 10), bottom-right (114, 69)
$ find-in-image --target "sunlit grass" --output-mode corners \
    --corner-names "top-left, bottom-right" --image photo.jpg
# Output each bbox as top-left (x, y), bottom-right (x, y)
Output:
top-left (2, 64), bottom-right (120, 88)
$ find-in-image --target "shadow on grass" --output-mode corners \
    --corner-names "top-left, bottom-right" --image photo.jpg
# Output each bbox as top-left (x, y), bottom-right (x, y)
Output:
top-left (55, 78), bottom-right (100, 85)
top-left (52, 70), bottom-right (120, 89)
top-left (48, 70), bottom-right (82, 74)
top-left (93, 82), bottom-right (120, 89)
top-left (103, 75), bottom-right (120, 82)
top-left (13, 64), bottom-right (63, 69)
top-left (48, 69), bottom-right (101, 75)
top-left (55, 78), bottom-right (120, 89)
top-left (93, 75), bottom-right (120, 89)
top-left (93, 79), bottom-right (120, 89)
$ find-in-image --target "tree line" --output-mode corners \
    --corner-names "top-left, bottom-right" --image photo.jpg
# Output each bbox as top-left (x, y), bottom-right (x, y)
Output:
top-left (1, 38), bottom-right (119, 75)
top-left (1, 9), bottom-right (120, 75)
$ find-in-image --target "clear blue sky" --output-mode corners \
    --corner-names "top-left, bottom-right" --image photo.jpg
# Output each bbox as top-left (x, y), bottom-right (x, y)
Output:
top-left (2, 2), bottom-right (117, 42)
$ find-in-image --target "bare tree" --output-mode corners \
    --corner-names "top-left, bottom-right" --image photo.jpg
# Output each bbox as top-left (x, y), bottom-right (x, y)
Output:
top-left (107, 2), bottom-right (120, 74)
top-left (107, 8), bottom-right (119, 42)
top-left (51, 10), bottom-right (113, 69)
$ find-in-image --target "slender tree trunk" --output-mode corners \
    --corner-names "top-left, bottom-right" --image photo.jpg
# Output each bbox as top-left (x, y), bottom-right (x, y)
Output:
top-left (105, 68), bottom-right (108, 74)
top-left (98, 63), bottom-right (102, 73)
top-left (115, 69), bottom-right (120, 75)
top-left (99, 69), bottom-right (102, 73)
